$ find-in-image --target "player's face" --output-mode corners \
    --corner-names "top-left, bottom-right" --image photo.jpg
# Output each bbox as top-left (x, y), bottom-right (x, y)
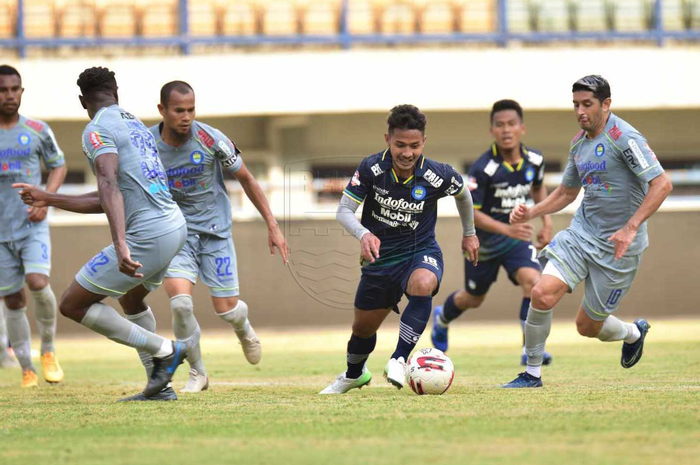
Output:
top-left (386, 128), bottom-right (426, 174)
top-left (0, 74), bottom-right (23, 117)
top-left (573, 91), bottom-right (611, 133)
top-left (490, 109), bottom-right (525, 151)
top-left (161, 91), bottom-right (195, 136)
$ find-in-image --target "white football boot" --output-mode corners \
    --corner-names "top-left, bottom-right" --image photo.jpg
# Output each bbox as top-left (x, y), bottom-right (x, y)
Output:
top-left (384, 357), bottom-right (407, 389)
top-left (319, 367), bottom-right (372, 395)
top-left (237, 325), bottom-right (262, 365)
top-left (180, 369), bottom-right (209, 393)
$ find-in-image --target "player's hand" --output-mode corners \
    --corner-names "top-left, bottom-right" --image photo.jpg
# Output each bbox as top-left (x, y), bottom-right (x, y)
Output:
top-left (506, 223), bottom-right (534, 242)
top-left (27, 206), bottom-right (48, 222)
top-left (360, 233), bottom-right (381, 263)
top-left (510, 204), bottom-right (531, 224)
top-left (534, 225), bottom-right (553, 249)
top-left (13, 183), bottom-right (50, 208)
top-left (462, 235), bottom-right (480, 266)
top-left (268, 224), bottom-right (289, 265)
top-left (115, 242), bottom-right (143, 278)
top-left (608, 224), bottom-right (637, 260)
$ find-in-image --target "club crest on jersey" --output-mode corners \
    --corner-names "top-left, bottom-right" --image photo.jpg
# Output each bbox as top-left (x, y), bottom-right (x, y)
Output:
top-left (412, 185), bottom-right (426, 200)
top-left (18, 133), bottom-right (31, 146)
top-left (525, 166), bottom-right (536, 182)
top-left (190, 151), bottom-right (204, 164)
top-left (595, 143), bottom-right (605, 157)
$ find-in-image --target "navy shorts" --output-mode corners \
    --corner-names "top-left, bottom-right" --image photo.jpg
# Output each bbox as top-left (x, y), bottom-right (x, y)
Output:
top-left (464, 241), bottom-right (541, 296)
top-left (355, 244), bottom-right (444, 313)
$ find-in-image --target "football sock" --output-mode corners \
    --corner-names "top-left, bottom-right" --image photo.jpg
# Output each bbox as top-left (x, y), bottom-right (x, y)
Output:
top-left (0, 300), bottom-right (9, 358)
top-left (218, 300), bottom-right (251, 337)
top-left (171, 294), bottom-right (205, 375)
top-left (81, 302), bottom-right (171, 356)
top-left (30, 285), bottom-right (57, 356)
top-left (125, 307), bottom-right (156, 377)
top-left (524, 304), bottom-right (552, 379)
top-left (438, 292), bottom-right (461, 327)
top-left (597, 315), bottom-right (641, 343)
top-left (345, 333), bottom-right (376, 379)
top-left (5, 306), bottom-right (34, 371)
top-left (392, 295), bottom-right (432, 360)
top-left (520, 297), bottom-right (531, 347)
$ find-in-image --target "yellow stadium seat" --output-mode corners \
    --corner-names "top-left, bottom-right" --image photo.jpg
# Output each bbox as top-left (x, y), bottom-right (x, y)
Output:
top-left (458, 0), bottom-right (494, 33)
top-left (573, 0), bottom-right (608, 32)
top-left (141, 0), bottom-right (177, 37)
top-left (261, 1), bottom-right (298, 35)
top-left (662, 0), bottom-right (685, 31)
top-left (421, 1), bottom-right (455, 34)
top-left (0, 0), bottom-right (15, 39)
top-left (58, 2), bottom-right (98, 38)
top-left (98, 1), bottom-right (137, 38)
top-left (346, 0), bottom-right (375, 34)
top-left (380, 1), bottom-right (415, 34)
top-left (221, 1), bottom-right (256, 36)
top-left (303, 1), bottom-right (338, 35)
top-left (23, 0), bottom-right (55, 38)
top-left (190, 1), bottom-right (217, 36)
top-left (614, 0), bottom-right (649, 32)
top-left (539, 0), bottom-right (570, 32)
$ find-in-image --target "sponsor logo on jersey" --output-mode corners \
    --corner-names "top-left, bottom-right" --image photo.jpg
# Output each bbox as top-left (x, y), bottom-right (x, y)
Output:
top-left (525, 166), bottom-right (535, 182)
top-left (1, 161), bottom-right (21, 171)
top-left (197, 129), bottom-right (215, 148)
top-left (119, 112), bottom-right (136, 120)
top-left (167, 165), bottom-right (205, 178)
top-left (423, 169), bottom-right (444, 188)
top-left (18, 133), bottom-right (31, 146)
top-left (89, 131), bottom-right (104, 149)
top-left (582, 174), bottom-right (613, 194)
top-left (25, 120), bottom-right (44, 132)
top-left (645, 143), bottom-right (657, 161)
top-left (169, 177), bottom-right (206, 190)
top-left (372, 185), bottom-right (389, 195)
top-left (351, 170), bottom-right (361, 186)
top-left (370, 163), bottom-right (383, 176)
top-left (494, 183), bottom-right (531, 199)
top-left (577, 160), bottom-right (607, 172)
top-left (373, 192), bottom-right (424, 213)
top-left (526, 151), bottom-right (544, 166)
top-left (190, 151), bottom-right (204, 165)
top-left (622, 148), bottom-right (638, 168)
top-left (608, 125), bottom-right (622, 141)
top-left (148, 183), bottom-right (170, 194)
top-left (484, 160), bottom-right (499, 177)
top-left (217, 140), bottom-right (233, 157)
top-left (412, 185), bottom-right (426, 200)
top-left (627, 140), bottom-right (650, 169)
top-left (595, 143), bottom-right (605, 157)
top-left (0, 148), bottom-right (31, 159)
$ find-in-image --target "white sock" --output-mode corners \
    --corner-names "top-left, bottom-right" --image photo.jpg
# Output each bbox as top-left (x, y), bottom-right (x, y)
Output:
top-left (154, 339), bottom-right (174, 358)
top-left (30, 285), bottom-right (58, 355)
top-left (597, 315), bottom-right (640, 343)
top-left (526, 365), bottom-right (541, 378)
top-left (218, 300), bottom-right (251, 337)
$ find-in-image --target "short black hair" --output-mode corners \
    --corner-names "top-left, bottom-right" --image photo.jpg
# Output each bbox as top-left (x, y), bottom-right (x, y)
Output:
top-left (77, 67), bottom-right (117, 97)
top-left (572, 75), bottom-right (611, 103)
top-left (160, 80), bottom-right (194, 106)
top-left (0, 65), bottom-right (21, 82)
top-left (387, 104), bottom-right (426, 134)
top-left (490, 99), bottom-right (523, 123)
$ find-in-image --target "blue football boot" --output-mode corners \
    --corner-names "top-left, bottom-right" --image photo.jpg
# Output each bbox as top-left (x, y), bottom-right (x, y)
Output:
top-left (502, 372), bottom-right (543, 388)
top-left (431, 306), bottom-right (449, 352)
top-left (621, 319), bottom-right (650, 369)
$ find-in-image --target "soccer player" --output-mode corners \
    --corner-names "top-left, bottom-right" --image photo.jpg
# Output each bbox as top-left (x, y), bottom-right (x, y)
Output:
top-left (15, 67), bottom-right (189, 400)
top-left (151, 81), bottom-right (289, 392)
top-left (431, 100), bottom-right (554, 365)
top-left (503, 75), bottom-right (673, 388)
top-left (0, 65), bottom-right (66, 386)
top-left (320, 105), bottom-right (479, 394)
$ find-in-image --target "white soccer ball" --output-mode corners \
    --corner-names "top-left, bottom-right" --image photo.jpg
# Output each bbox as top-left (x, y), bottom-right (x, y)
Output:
top-left (406, 348), bottom-right (455, 395)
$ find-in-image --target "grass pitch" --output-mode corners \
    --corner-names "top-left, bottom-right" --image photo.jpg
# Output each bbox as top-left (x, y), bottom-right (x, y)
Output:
top-left (1, 319), bottom-right (699, 465)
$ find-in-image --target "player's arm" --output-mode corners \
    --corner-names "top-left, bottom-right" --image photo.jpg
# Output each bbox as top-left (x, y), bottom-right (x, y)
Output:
top-left (531, 182), bottom-right (553, 248)
top-left (338, 161), bottom-right (380, 263)
top-left (454, 187), bottom-right (479, 266)
top-left (95, 153), bottom-right (143, 278)
top-left (13, 184), bottom-right (104, 214)
top-left (232, 161), bottom-right (289, 265)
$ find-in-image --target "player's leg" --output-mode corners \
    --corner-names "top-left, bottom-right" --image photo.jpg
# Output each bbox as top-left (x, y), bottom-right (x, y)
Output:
top-left (0, 298), bottom-right (20, 368)
top-left (431, 256), bottom-right (496, 352)
top-left (118, 284), bottom-right (158, 379)
top-left (578, 253), bottom-right (649, 368)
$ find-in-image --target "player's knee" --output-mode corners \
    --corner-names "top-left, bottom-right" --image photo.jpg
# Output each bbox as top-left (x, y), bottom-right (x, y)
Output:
top-left (25, 274), bottom-right (48, 292)
top-left (58, 294), bottom-right (75, 320)
top-left (171, 294), bottom-right (194, 320)
top-left (3, 291), bottom-right (26, 309)
top-left (576, 319), bottom-right (599, 338)
top-left (351, 323), bottom-right (376, 339)
top-left (467, 295), bottom-right (485, 309)
top-left (530, 285), bottom-right (556, 310)
top-left (409, 278), bottom-right (436, 296)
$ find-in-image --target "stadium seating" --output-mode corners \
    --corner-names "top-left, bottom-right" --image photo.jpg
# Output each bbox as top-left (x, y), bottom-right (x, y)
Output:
top-left (23, 0), bottom-right (55, 37)
top-left (613, 0), bottom-right (650, 31)
top-left (261, 1), bottom-right (298, 35)
top-left (220, 1), bottom-right (257, 36)
top-left (457, 0), bottom-right (494, 33)
top-left (380, 1), bottom-right (415, 34)
top-left (98, 1), bottom-right (137, 37)
top-left (572, 0), bottom-right (609, 32)
top-left (302, 0), bottom-right (338, 35)
top-left (0, 0), bottom-right (15, 39)
top-left (141, 0), bottom-right (177, 37)
top-left (538, 0), bottom-right (571, 33)
top-left (420, 1), bottom-right (454, 34)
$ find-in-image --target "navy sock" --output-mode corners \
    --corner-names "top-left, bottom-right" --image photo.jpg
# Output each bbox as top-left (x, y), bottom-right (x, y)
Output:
top-left (440, 292), bottom-right (463, 325)
top-left (346, 333), bottom-right (376, 379)
top-left (520, 297), bottom-right (531, 345)
top-left (392, 295), bottom-right (432, 360)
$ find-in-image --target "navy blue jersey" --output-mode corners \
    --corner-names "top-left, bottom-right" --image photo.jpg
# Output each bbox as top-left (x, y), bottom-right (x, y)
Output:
top-left (343, 149), bottom-right (465, 268)
top-left (467, 143), bottom-right (545, 261)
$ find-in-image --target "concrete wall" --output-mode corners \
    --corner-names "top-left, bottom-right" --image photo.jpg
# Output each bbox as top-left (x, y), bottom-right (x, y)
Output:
top-left (17, 210), bottom-right (699, 336)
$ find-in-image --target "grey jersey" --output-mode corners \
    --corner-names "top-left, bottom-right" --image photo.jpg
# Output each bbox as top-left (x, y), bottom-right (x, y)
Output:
top-left (0, 116), bottom-right (64, 242)
top-left (82, 105), bottom-right (185, 240)
top-left (563, 112), bottom-right (664, 256)
top-left (149, 121), bottom-right (242, 238)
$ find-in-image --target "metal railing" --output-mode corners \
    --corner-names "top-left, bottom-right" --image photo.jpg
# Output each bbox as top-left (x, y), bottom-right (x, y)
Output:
top-left (1, 0), bottom-right (699, 58)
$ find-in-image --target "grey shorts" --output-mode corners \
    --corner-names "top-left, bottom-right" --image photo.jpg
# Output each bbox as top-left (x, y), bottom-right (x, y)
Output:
top-left (0, 225), bottom-right (52, 297)
top-left (76, 224), bottom-right (187, 298)
top-left (164, 233), bottom-right (239, 298)
top-left (541, 228), bottom-right (641, 321)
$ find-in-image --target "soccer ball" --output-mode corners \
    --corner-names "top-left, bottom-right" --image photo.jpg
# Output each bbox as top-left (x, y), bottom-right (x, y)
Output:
top-left (406, 348), bottom-right (455, 395)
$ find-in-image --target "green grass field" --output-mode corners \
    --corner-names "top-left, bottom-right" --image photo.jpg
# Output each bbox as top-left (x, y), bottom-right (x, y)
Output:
top-left (1, 319), bottom-right (699, 465)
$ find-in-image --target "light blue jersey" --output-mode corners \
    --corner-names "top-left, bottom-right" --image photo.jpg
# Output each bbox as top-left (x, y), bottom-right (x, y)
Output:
top-left (149, 121), bottom-right (243, 239)
top-left (563, 113), bottom-right (664, 256)
top-left (81, 105), bottom-right (185, 239)
top-left (0, 116), bottom-right (64, 242)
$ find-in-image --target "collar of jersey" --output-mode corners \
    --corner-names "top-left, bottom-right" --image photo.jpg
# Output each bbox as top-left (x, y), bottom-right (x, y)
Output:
top-left (491, 143), bottom-right (525, 172)
top-left (380, 149), bottom-right (427, 185)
